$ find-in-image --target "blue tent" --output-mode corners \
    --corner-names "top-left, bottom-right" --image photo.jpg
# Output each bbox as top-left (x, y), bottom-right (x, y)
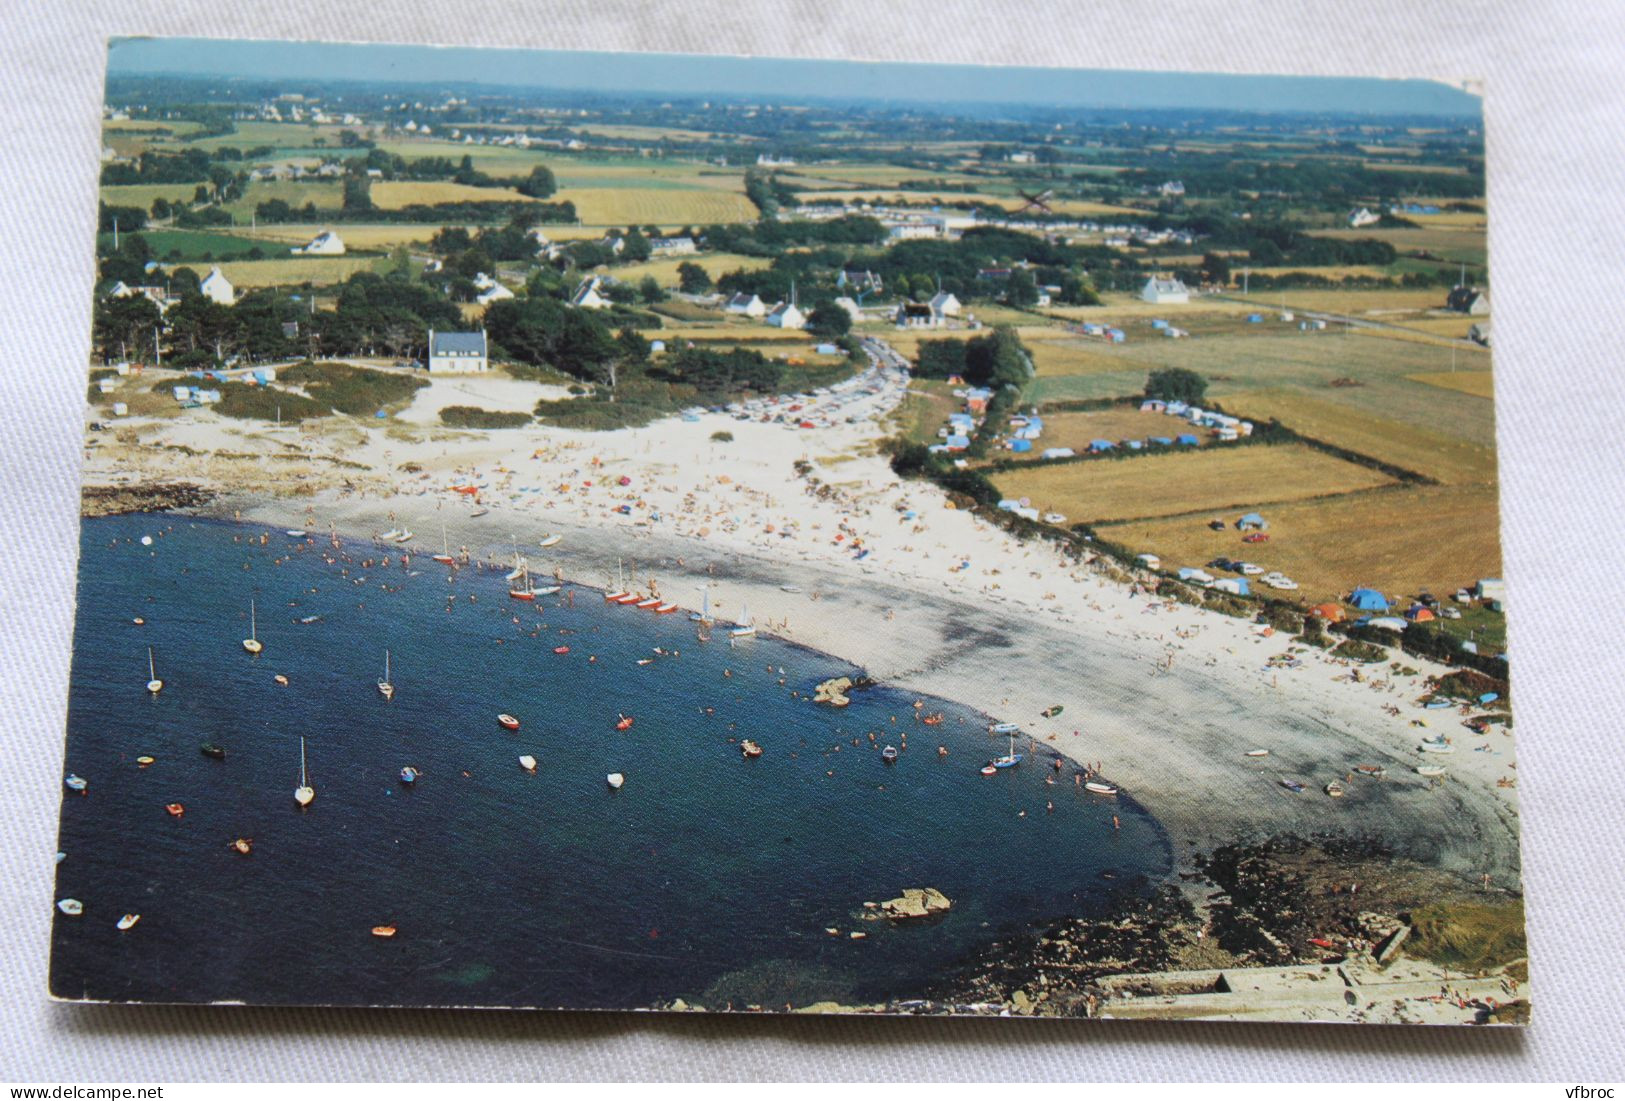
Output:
top-left (1176, 434), bottom-right (1200, 446)
top-left (1247, 313), bottom-right (1263, 323)
top-left (1149, 436), bottom-right (1173, 446)
top-left (1126, 439), bottom-right (1143, 450)
top-left (1089, 439), bottom-right (1114, 451)
top-left (1009, 438), bottom-right (1033, 453)
top-left (1236, 512), bottom-right (1268, 530)
top-left (1348, 588), bottom-right (1390, 611)
top-left (945, 434), bottom-right (971, 449)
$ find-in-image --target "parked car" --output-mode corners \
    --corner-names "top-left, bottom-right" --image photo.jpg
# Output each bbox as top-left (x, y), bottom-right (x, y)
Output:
top-left (1237, 562), bottom-right (1264, 576)
top-left (1242, 533), bottom-right (1270, 544)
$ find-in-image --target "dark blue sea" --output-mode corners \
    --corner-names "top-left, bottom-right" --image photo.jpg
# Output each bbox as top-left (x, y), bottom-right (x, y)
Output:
top-left (50, 515), bottom-right (1170, 1010)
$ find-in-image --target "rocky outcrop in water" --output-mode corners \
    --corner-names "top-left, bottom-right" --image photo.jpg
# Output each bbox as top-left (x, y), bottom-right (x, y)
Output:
top-left (82, 482), bottom-right (215, 516)
top-left (877, 887), bottom-right (952, 920)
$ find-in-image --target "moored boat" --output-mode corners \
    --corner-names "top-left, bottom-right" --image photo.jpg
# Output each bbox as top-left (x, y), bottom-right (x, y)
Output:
top-left (294, 737), bottom-right (315, 807)
top-left (538, 535), bottom-right (561, 548)
top-left (399, 767), bottom-right (419, 785)
top-left (64, 774), bottom-right (87, 794)
top-left (989, 722), bottom-right (1020, 734)
top-left (740, 739), bottom-right (763, 758)
top-left (880, 745), bottom-right (899, 763)
top-left (136, 756), bottom-right (154, 767)
top-left (519, 755), bottom-right (537, 772)
top-left (371, 925), bottom-right (397, 938)
top-left (1416, 764), bottom-right (1447, 777)
top-left (242, 599), bottom-right (263, 654)
top-left (1085, 780), bottom-right (1118, 796)
top-left (634, 596), bottom-right (662, 609)
top-left (378, 649), bottom-right (394, 699)
top-left (116, 913), bottom-right (140, 930)
top-left (553, 645), bottom-right (570, 654)
top-left (615, 714), bottom-right (634, 731)
top-left (1244, 749), bottom-right (1270, 758)
top-left (285, 529), bottom-right (307, 538)
top-left (1278, 777), bottom-right (1305, 793)
top-left (145, 647), bottom-right (163, 695)
top-left (231, 837), bottom-right (253, 855)
top-left (1324, 780), bottom-right (1346, 798)
top-left (57, 898), bottom-right (83, 916)
top-left (1353, 764), bottom-right (1388, 778)
top-left (1041, 705), bottom-right (1063, 718)
top-left (165, 803), bottom-right (185, 817)
top-left (498, 713), bottom-right (521, 731)
top-left (989, 731), bottom-right (1023, 770)
top-left (654, 602), bottom-right (679, 613)
top-left (1418, 739), bottom-right (1456, 754)
top-left (606, 772), bottom-right (625, 790)
top-left (200, 743), bottom-right (225, 760)
top-left (979, 764), bottom-right (998, 776)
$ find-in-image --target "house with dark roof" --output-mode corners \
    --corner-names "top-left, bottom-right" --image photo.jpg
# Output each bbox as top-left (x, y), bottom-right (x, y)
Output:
top-left (427, 329), bottom-right (488, 374)
top-left (1446, 285), bottom-right (1490, 315)
top-left (1141, 276), bottom-right (1190, 305)
top-left (837, 269), bottom-right (883, 294)
top-left (724, 293), bottom-right (766, 318)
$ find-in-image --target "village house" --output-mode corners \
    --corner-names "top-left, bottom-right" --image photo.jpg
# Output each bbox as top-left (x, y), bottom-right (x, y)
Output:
top-left (1159, 180), bottom-right (1186, 197)
top-left (199, 267), bottom-right (235, 306)
top-left (1141, 276), bottom-right (1190, 305)
top-left (1007, 150), bottom-right (1036, 164)
top-left (650, 236), bottom-right (697, 256)
top-left (894, 301), bottom-right (940, 328)
top-left (929, 291), bottom-right (962, 319)
top-left (571, 276), bottom-right (609, 310)
top-left (426, 329), bottom-right (488, 374)
top-left (764, 301), bottom-right (806, 330)
top-left (1348, 207), bottom-right (1381, 228)
top-left (292, 230), bottom-right (345, 256)
top-left (724, 293), bottom-right (766, 318)
top-left (476, 281), bottom-right (515, 306)
top-left (837, 269), bottom-right (884, 295)
top-left (1446, 284), bottom-right (1491, 315)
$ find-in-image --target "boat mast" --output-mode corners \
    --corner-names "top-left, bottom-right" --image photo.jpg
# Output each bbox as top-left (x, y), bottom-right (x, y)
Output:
top-left (300, 737), bottom-right (308, 787)
top-left (148, 647), bottom-right (155, 680)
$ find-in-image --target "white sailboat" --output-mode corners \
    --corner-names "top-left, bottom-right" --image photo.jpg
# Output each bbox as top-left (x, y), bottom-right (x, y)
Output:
top-left (505, 536), bottom-right (527, 582)
top-left (432, 523), bottom-right (455, 565)
top-left (294, 737), bottom-right (315, 807)
top-left (377, 649), bottom-right (394, 699)
top-left (145, 647), bottom-right (163, 694)
top-left (728, 600), bottom-right (756, 638)
top-left (689, 584), bottom-right (713, 624)
top-left (242, 599), bottom-right (262, 654)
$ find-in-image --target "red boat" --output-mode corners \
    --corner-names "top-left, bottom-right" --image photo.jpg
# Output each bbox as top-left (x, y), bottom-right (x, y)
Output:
top-left (165, 803), bottom-right (185, 818)
top-left (1309, 937), bottom-right (1336, 949)
top-left (553, 645), bottom-right (571, 654)
top-left (654, 603), bottom-right (679, 614)
top-left (616, 715), bottom-right (634, 731)
top-left (604, 591), bottom-right (627, 603)
top-left (614, 593), bottom-right (642, 605)
top-left (509, 589), bottom-right (535, 601)
top-left (497, 713), bottom-right (520, 731)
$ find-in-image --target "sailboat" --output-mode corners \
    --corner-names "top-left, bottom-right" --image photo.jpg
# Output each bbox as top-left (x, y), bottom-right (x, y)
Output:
top-left (990, 730), bottom-right (1023, 770)
top-left (689, 584), bottom-right (713, 624)
top-left (377, 650), bottom-right (394, 699)
top-left (432, 523), bottom-right (455, 565)
top-left (145, 647), bottom-right (163, 694)
top-left (505, 536), bottom-right (526, 582)
top-left (606, 558), bottom-right (628, 603)
top-left (728, 600), bottom-right (756, 638)
top-left (508, 563), bottom-right (536, 601)
top-left (294, 737), bottom-right (315, 807)
top-left (242, 599), bottom-right (262, 654)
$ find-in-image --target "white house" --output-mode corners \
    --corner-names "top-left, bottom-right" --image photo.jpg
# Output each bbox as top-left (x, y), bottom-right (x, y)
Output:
top-left (1348, 207), bottom-right (1381, 228)
top-left (724, 293), bottom-right (766, 318)
top-left (1141, 276), bottom-right (1190, 305)
top-left (650, 236), bottom-right (697, 255)
top-left (571, 277), bottom-right (609, 310)
top-left (928, 291), bottom-right (962, 319)
top-left (293, 230), bottom-right (345, 256)
top-left (200, 267), bottom-right (235, 306)
top-left (427, 329), bottom-right (488, 374)
top-left (837, 269), bottom-right (883, 294)
top-left (476, 282), bottom-right (515, 306)
top-left (833, 296), bottom-right (864, 321)
top-left (1007, 150), bottom-right (1036, 164)
top-left (1159, 180), bottom-right (1186, 197)
top-left (764, 301), bottom-right (806, 330)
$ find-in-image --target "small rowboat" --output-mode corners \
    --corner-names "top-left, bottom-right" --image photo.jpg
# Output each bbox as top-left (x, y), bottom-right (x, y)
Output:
top-left (371, 925), bottom-right (397, 938)
top-left (1309, 937), bottom-right (1337, 949)
top-left (509, 588), bottom-right (535, 602)
top-left (64, 774), bottom-right (88, 793)
top-left (990, 722), bottom-right (1020, 734)
top-left (741, 740), bottom-right (764, 758)
top-left (285, 530), bottom-right (307, 538)
top-left (1324, 781), bottom-right (1346, 798)
top-left (136, 756), bottom-right (155, 768)
top-left (538, 535), bottom-right (561, 548)
top-left (274, 674), bottom-right (289, 686)
top-left (921, 713), bottom-right (944, 726)
top-left (636, 658), bottom-right (654, 666)
top-left (1085, 781), bottom-right (1118, 796)
top-left (613, 593), bottom-right (642, 605)
top-left (606, 773), bottom-right (625, 790)
top-left (117, 913), bottom-right (140, 931)
top-left (519, 755), bottom-right (537, 772)
top-left (1419, 739), bottom-right (1457, 754)
top-left (1042, 705), bottom-right (1064, 718)
top-left (1244, 749), bottom-right (1270, 758)
top-left (605, 591), bottom-right (627, 603)
top-left (165, 803), bottom-right (185, 818)
top-left (552, 645), bottom-right (571, 655)
top-left (534, 585), bottom-right (562, 597)
top-left (231, 837), bottom-right (253, 855)
top-left (615, 715), bottom-right (633, 731)
top-left (1416, 764), bottom-right (1447, 778)
top-left (399, 767), bottom-right (419, 784)
top-left (57, 899), bottom-right (83, 916)
top-left (979, 765), bottom-right (998, 776)
top-left (1353, 764), bottom-right (1388, 778)
top-left (497, 714), bottom-right (520, 731)
top-left (654, 603), bottom-right (679, 614)
top-left (635, 597), bottom-right (662, 609)
top-left (200, 743), bottom-right (226, 760)
top-left (1278, 778), bottom-right (1305, 793)
top-left (880, 745), bottom-right (898, 763)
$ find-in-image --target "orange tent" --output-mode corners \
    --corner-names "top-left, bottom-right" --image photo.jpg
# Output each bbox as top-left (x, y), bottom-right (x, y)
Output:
top-left (1309, 603), bottom-right (1346, 622)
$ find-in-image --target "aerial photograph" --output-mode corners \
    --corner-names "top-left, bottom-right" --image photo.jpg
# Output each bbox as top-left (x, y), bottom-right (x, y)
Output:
top-left (53, 36), bottom-right (1520, 1024)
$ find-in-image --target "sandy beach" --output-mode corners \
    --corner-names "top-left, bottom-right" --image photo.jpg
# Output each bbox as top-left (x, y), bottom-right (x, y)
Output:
top-left (82, 351), bottom-right (1521, 891)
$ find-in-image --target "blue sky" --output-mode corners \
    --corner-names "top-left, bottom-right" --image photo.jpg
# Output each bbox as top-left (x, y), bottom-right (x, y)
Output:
top-left (107, 37), bottom-right (1481, 118)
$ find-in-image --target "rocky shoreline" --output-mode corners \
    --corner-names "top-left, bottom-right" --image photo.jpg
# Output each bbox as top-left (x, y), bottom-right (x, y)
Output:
top-left (81, 482), bottom-right (216, 517)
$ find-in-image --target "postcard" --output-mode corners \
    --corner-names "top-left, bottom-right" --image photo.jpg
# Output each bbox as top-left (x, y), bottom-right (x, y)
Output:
top-left (53, 36), bottom-right (1522, 1023)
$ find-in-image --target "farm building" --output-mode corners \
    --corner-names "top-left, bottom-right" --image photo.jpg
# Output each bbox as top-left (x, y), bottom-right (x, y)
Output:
top-left (1348, 207), bottom-right (1381, 228)
top-left (1348, 588), bottom-right (1390, 612)
top-left (894, 302), bottom-right (940, 328)
top-left (1469, 322), bottom-right (1492, 347)
top-left (293, 230), bottom-right (345, 255)
top-left (725, 293), bottom-right (766, 318)
top-left (199, 267), bottom-right (234, 306)
top-left (1446, 285), bottom-right (1491, 315)
top-left (929, 291), bottom-right (962, 319)
top-left (765, 301), bottom-right (806, 330)
top-left (427, 329), bottom-right (488, 374)
top-left (649, 237), bottom-right (697, 255)
top-left (1141, 276), bottom-right (1190, 304)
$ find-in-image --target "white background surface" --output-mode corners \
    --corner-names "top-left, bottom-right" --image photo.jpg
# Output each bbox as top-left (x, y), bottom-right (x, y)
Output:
top-left (3, 0), bottom-right (1624, 1081)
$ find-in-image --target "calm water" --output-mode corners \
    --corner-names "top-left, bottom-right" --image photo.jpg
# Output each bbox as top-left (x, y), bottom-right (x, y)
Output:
top-left (50, 515), bottom-right (1169, 1009)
